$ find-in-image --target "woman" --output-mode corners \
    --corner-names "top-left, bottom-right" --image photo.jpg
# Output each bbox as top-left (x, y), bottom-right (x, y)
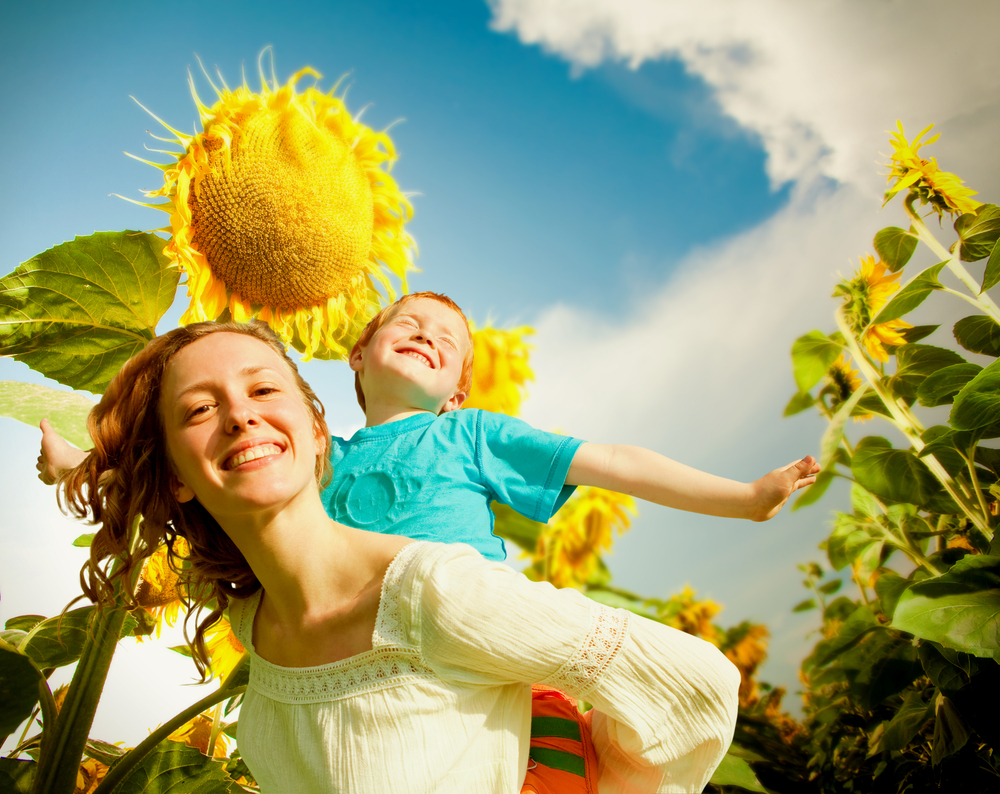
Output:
top-left (62, 321), bottom-right (740, 793)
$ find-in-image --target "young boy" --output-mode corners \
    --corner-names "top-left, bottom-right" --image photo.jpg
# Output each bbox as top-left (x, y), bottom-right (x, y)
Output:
top-left (38, 291), bottom-right (819, 562)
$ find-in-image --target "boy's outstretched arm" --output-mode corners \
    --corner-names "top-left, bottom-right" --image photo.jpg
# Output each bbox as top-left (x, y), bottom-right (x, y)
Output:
top-left (566, 444), bottom-right (820, 522)
top-left (37, 418), bottom-right (88, 485)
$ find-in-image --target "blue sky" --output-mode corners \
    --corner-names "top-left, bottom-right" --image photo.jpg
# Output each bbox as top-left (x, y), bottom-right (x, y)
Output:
top-left (3, 0), bottom-right (1000, 745)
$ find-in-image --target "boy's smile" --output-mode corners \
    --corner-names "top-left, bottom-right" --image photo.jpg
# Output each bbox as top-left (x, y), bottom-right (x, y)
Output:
top-left (351, 297), bottom-right (471, 422)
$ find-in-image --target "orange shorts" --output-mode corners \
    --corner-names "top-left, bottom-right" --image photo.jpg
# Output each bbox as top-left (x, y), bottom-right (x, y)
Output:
top-left (520, 685), bottom-right (597, 794)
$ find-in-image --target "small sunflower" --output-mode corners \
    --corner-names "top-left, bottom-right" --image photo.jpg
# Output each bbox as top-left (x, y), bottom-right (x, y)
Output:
top-left (721, 622), bottom-right (769, 705)
top-left (137, 56), bottom-right (415, 360)
top-left (134, 537), bottom-right (189, 638)
top-left (662, 584), bottom-right (723, 645)
top-left (835, 255), bottom-right (912, 362)
top-left (168, 711), bottom-right (230, 758)
top-left (884, 121), bottom-right (982, 217)
top-left (204, 616), bottom-right (246, 682)
top-left (461, 324), bottom-right (534, 416)
top-left (535, 486), bottom-right (635, 589)
top-left (826, 355), bottom-right (871, 421)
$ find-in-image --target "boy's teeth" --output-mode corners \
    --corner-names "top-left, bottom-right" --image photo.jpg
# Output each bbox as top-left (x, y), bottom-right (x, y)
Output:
top-left (404, 351), bottom-right (431, 367)
top-left (228, 445), bottom-right (281, 469)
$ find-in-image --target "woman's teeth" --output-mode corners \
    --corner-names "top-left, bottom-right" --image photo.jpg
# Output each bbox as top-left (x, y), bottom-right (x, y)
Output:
top-left (228, 445), bottom-right (281, 469)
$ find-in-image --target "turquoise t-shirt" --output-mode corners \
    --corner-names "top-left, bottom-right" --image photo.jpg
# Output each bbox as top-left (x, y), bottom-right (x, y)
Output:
top-left (320, 409), bottom-right (584, 560)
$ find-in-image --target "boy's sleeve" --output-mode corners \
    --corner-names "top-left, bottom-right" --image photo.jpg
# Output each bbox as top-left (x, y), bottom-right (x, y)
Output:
top-left (474, 410), bottom-right (585, 522)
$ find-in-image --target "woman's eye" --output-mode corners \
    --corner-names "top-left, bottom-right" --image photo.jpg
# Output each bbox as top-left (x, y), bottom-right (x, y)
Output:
top-left (253, 386), bottom-right (278, 397)
top-left (187, 404), bottom-right (212, 420)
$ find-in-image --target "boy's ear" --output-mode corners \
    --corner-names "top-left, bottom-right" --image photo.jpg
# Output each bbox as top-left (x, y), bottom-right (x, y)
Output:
top-left (440, 391), bottom-right (468, 414)
top-left (348, 344), bottom-right (365, 373)
top-left (172, 475), bottom-right (195, 504)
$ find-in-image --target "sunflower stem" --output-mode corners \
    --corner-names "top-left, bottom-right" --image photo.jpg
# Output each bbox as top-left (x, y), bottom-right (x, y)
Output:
top-left (904, 195), bottom-right (1000, 322)
top-left (835, 309), bottom-right (991, 539)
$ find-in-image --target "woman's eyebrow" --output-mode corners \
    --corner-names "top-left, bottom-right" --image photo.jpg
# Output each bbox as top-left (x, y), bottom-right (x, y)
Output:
top-left (175, 366), bottom-right (280, 399)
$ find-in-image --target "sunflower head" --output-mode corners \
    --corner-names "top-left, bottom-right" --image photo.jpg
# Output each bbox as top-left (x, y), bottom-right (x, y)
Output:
top-left (134, 537), bottom-right (189, 637)
top-left (884, 121), bottom-right (982, 218)
top-left (534, 487), bottom-right (635, 589)
top-left (204, 616), bottom-right (246, 682)
top-left (834, 255), bottom-right (912, 362)
top-left (461, 324), bottom-right (535, 416)
top-left (168, 712), bottom-right (230, 758)
top-left (142, 57), bottom-right (415, 360)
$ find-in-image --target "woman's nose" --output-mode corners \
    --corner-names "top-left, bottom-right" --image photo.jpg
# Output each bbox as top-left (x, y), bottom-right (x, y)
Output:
top-left (224, 401), bottom-right (259, 433)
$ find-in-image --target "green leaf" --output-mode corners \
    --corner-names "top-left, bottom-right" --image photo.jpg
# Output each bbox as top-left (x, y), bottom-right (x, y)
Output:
top-left (0, 381), bottom-right (95, 448)
top-left (873, 226), bottom-right (918, 272)
top-left (0, 231), bottom-right (178, 393)
top-left (855, 541), bottom-right (884, 585)
top-left (783, 390), bottom-right (814, 417)
top-left (708, 750), bottom-right (767, 792)
top-left (983, 236), bottom-right (1000, 292)
top-left (874, 570), bottom-right (909, 620)
top-left (73, 533), bottom-right (96, 548)
top-left (918, 641), bottom-right (970, 692)
top-left (931, 694), bottom-right (970, 765)
top-left (872, 261), bottom-right (947, 324)
top-left (881, 690), bottom-right (932, 751)
top-left (20, 607), bottom-right (94, 669)
top-left (951, 356), bottom-right (1000, 431)
top-left (4, 615), bottom-right (45, 633)
top-left (851, 436), bottom-right (950, 510)
top-left (954, 315), bottom-right (1000, 358)
top-left (818, 579), bottom-right (842, 595)
top-left (792, 598), bottom-right (817, 612)
top-left (811, 605), bottom-right (879, 668)
top-left (0, 759), bottom-right (35, 793)
top-left (955, 203), bottom-right (1000, 263)
top-left (889, 344), bottom-right (967, 403)
top-left (826, 514), bottom-right (877, 571)
top-left (917, 363), bottom-right (982, 408)
top-left (112, 740), bottom-right (243, 793)
top-left (851, 482), bottom-right (882, 520)
top-left (898, 324), bottom-right (939, 344)
top-left (0, 640), bottom-right (44, 735)
top-left (791, 330), bottom-right (842, 392)
top-left (891, 555), bottom-right (1000, 660)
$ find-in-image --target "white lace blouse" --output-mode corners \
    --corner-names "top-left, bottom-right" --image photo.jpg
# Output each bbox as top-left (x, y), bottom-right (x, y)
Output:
top-left (228, 542), bottom-right (740, 793)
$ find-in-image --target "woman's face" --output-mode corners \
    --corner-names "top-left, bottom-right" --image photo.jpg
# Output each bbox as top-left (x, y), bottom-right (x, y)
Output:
top-left (159, 332), bottom-right (326, 524)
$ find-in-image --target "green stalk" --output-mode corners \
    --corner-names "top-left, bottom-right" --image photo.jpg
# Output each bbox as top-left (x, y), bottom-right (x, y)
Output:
top-left (904, 195), bottom-right (1000, 323)
top-left (93, 677), bottom-right (247, 793)
top-left (31, 604), bottom-right (130, 794)
top-left (836, 309), bottom-right (992, 538)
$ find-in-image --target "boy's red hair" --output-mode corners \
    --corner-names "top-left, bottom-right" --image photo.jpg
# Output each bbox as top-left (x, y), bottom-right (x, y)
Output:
top-left (352, 291), bottom-right (475, 412)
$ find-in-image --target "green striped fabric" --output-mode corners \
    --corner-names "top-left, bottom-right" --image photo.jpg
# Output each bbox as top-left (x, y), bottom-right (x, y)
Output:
top-left (528, 747), bottom-right (586, 777)
top-left (530, 716), bottom-right (582, 741)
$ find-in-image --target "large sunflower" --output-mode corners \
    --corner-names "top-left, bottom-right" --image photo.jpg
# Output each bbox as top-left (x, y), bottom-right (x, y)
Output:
top-left (139, 57), bottom-right (415, 359)
top-left (834, 255), bottom-right (912, 362)
top-left (462, 324), bottom-right (534, 416)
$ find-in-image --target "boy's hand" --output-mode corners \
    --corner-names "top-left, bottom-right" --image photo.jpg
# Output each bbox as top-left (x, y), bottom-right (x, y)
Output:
top-left (748, 456), bottom-right (820, 521)
top-left (37, 418), bottom-right (88, 485)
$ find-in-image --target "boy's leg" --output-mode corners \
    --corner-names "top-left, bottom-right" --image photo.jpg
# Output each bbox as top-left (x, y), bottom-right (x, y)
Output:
top-left (520, 685), bottom-right (598, 794)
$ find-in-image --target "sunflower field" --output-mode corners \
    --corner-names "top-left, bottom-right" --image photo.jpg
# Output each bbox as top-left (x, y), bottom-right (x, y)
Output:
top-left (1, 57), bottom-right (997, 793)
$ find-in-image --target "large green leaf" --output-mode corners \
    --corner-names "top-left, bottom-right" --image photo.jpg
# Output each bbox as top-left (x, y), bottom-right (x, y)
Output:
top-left (0, 231), bottom-right (178, 393)
top-left (708, 750), bottom-right (766, 792)
top-left (0, 640), bottom-right (44, 735)
top-left (20, 607), bottom-right (94, 670)
top-left (851, 436), bottom-right (951, 511)
top-left (826, 514), bottom-right (878, 571)
top-left (983, 235), bottom-right (1000, 292)
top-left (791, 330), bottom-right (842, 392)
top-left (873, 226), bottom-right (918, 272)
top-left (888, 344), bottom-right (967, 403)
top-left (0, 759), bottom-right (35, 793)
top-left (953, 315), bottom-right (1000, 357)
top-left (783, 390), bottom-right (814, 417)
top-left (874, 570), bottom-right (909, 620)
top-left (113, 740), bottom-right (244, 793)
top-left (915, 363), bottom-right (982, 408)
top-left (931, 694), bottom-right (970, 765)
top-left (955, 203), bottom-right (1000, 262)
top-left (881, 690), bottom-right (932, 752)
top-left (918, 641), bottom-right (973, 692)
top-left (891, 555), bottom-right (1000, 660)
top-left (951, 356), bottom-right (1000, 431)
top-left (872, 262), bottom-right (947, 325)
top-left (0, 381), bottom-right (95, 448)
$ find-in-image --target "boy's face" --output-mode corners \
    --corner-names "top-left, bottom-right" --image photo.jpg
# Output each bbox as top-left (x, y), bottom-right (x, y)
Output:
top-left (350, 297), bottom-right (470, 414)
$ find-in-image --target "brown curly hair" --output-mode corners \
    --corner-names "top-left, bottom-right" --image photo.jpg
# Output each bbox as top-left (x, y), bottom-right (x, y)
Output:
top-left (59, 320), bottom-right (330, 678)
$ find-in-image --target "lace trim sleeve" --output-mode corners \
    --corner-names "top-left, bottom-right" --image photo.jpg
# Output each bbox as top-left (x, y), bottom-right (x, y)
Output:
top-left (542, 602), bottom-right (630, 698)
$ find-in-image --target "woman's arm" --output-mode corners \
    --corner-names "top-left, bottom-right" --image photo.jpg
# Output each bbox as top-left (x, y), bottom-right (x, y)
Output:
top-left (566, 442), bottom-right (819, 521)
top-left (405, 544), bottom-right (740, 793)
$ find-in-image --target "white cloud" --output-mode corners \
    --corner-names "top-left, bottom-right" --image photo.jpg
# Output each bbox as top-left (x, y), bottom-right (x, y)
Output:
top-left (489, 0), bottom-right (1000, 190)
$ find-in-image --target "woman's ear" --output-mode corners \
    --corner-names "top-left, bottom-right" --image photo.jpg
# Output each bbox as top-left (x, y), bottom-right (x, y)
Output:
top-left (172, 474), bottom-right (196, 504)
top-left (313, 420), bottom-right (328, 457)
